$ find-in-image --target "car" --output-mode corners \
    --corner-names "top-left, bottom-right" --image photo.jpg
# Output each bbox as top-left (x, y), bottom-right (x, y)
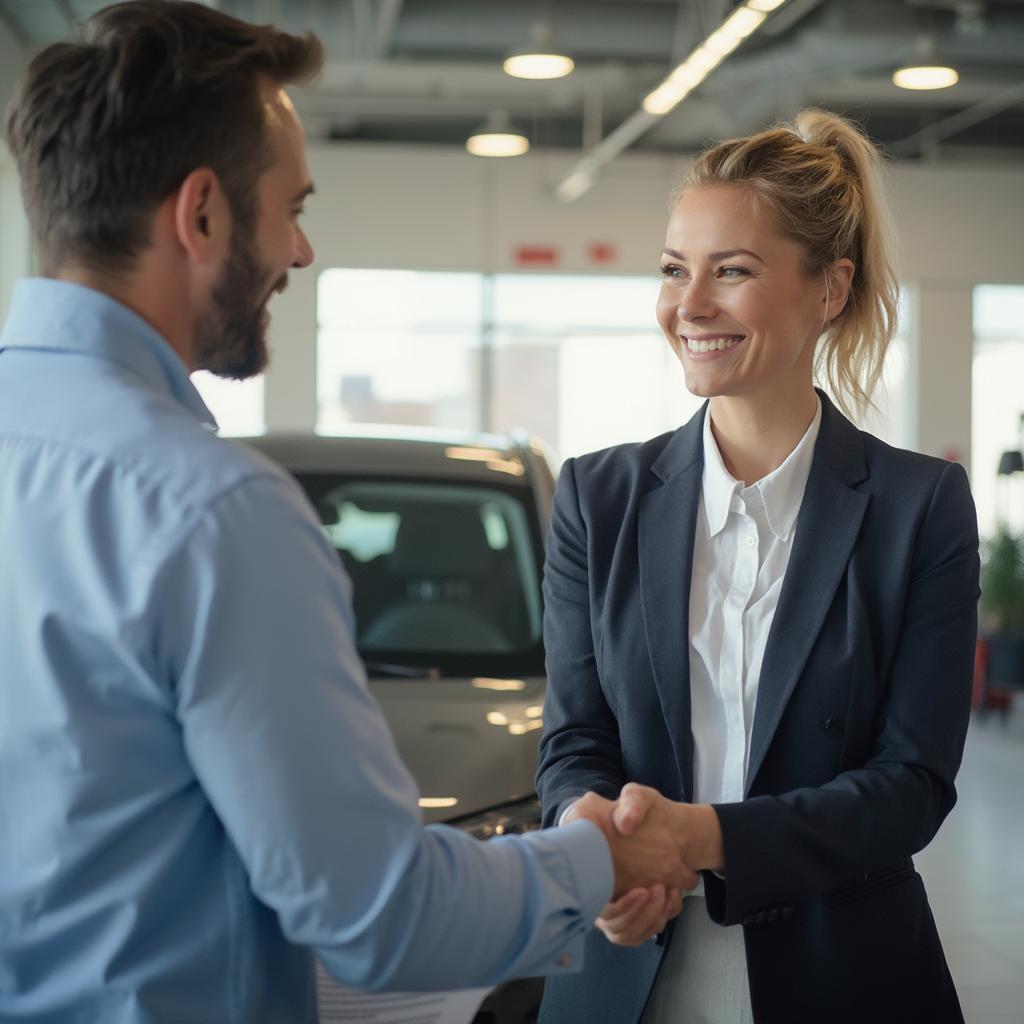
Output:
top-left (240, 426), bottom-right (558, 1023)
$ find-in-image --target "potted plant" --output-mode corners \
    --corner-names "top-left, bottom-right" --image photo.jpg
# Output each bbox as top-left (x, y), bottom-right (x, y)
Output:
top-left (980, 528), bottom-right (1024, 688)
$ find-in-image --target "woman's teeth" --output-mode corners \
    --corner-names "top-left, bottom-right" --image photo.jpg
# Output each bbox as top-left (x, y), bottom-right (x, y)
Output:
top-left (685, 336), bottom-right (743, 353)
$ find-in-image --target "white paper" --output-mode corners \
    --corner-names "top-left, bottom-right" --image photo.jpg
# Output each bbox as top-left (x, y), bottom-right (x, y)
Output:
top-left (316, 961), bottom-right (491, 1024)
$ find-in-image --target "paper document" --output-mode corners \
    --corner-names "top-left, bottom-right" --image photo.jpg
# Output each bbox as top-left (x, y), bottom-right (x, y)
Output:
top-left (317, 961), bottom-right (492, 1024)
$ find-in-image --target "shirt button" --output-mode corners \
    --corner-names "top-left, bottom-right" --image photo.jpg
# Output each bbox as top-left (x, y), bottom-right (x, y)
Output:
top-left (746, 536), bottom-right (756, 547)
top-left (556, 953), bottom-right (573, 968)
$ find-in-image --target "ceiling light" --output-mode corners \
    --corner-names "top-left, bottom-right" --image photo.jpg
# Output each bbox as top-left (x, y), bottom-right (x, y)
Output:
top-left (556, 170), bottom-right (593, 202)
top-left (721, 6), bottom-right (767, 40)
top-left (503, 52), bottom-right (574, 80)
top-left (892, 65), bottom-right (960, 90)
top-left (747, 0), bottom-right (787, 11)
top-left (466, 112), bottom-right (529, 157)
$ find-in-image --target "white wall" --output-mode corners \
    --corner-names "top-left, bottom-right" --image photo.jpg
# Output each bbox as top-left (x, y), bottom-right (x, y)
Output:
top-left (266, 140), bottom-right (1024, 464)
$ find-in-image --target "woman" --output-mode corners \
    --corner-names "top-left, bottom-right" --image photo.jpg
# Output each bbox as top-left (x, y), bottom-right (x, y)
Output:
top-left (536, 110), bottom-right (978, 1024)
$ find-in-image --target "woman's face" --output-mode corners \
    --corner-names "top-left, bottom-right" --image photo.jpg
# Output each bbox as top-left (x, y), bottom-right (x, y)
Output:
top-left (657, 183), bottom-right (828, 403)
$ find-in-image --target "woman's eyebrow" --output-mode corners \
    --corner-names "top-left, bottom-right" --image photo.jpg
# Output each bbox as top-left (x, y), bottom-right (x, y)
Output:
top-left (661, 247), bottom-right (765, 263)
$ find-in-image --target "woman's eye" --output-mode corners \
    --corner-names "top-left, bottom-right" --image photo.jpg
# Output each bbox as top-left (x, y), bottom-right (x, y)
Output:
top-left (660, 265), bottom-right (686, 279)
top-left (719, 265), bottom-right (749, 278)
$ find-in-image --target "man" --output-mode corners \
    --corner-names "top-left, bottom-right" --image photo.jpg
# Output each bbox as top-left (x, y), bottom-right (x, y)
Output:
top-left (0, 2), bottom-right (693, 1021)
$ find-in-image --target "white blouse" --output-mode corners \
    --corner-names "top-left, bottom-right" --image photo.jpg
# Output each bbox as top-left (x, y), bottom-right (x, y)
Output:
top-left (644, 399), bottom-right (822, 1024)
top-left (689, 398), bottom-right (821, 808)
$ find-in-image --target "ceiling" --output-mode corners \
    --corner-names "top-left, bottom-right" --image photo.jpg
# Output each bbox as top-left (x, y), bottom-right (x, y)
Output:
top-left (2, 0), bottom-right (1023, 168)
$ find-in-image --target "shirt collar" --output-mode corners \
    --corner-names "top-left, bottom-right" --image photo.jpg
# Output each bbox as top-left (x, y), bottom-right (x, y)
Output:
top-left (702, 395), bottom-right (822, 541)
top-left (0, 278), bottom-right (217, 429)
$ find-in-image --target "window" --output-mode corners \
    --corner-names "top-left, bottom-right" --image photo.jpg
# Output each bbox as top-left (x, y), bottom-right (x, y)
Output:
top-left (315, 268), bottom-right (911, 465)
top-left (489, 273), bottom-right (703, 461)
top-left (972, 285), bottom-right (1024, 538)
top-left (317, 270), bottom-right (482, 433)
top-left (191, 371), bottom-right (264, 437)
top-left (297, 477), bottom-right (542, 663)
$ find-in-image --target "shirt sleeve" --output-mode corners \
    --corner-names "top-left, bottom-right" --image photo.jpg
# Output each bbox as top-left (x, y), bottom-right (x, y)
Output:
top-left (152, 471), bottom-right (613, 990)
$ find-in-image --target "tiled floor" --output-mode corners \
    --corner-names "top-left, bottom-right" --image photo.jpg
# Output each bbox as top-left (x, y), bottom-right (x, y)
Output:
top-left (916, 703), bottom-right (1024, 1024)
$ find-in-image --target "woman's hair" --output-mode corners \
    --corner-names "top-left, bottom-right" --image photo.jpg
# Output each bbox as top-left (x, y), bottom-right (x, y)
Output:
top-left (675, 109), bottom-right (899, 418)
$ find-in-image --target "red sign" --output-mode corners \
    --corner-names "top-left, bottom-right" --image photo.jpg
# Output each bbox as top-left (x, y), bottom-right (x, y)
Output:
top-left (587, 242), bottom-right (617, 264)
top-left (514, 245), bottom-right (559, 267)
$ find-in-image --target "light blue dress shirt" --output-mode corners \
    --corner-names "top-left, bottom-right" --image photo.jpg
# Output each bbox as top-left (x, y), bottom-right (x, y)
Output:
top-left (0, 279), bottom-right (612, 1023)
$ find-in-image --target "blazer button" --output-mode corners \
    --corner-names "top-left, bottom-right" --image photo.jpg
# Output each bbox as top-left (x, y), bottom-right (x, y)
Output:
top-left (781, 905), bottom-right (794, 919)
top-left (766, 908), bottom-right (780, 922)
top-left (822, 716), bottom-right (843, 737)
top-left (754, 911), bottom-right (767, 925)
top-left (743, 915), bottom-right (754, 927)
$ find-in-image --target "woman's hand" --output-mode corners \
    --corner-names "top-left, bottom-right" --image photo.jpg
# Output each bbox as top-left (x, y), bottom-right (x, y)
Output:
top-left (596, 883), bottom-right (684, 946)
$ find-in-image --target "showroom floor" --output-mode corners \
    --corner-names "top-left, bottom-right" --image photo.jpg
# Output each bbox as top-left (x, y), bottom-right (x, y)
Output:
top-left (916, 702), bottom-right (1024, 1024)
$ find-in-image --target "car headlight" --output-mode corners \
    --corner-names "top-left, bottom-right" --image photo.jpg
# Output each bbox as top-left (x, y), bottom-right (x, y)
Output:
top-left (450, 795), bottom-right (542, 840)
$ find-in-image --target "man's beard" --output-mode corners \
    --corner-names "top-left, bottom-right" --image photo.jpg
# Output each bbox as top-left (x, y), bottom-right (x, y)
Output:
top-left (192, 223), bottom-right (286, 380)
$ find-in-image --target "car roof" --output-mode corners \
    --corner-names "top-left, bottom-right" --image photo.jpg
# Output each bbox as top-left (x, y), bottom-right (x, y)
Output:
top-left (240, 427), bottom-right (534, 486)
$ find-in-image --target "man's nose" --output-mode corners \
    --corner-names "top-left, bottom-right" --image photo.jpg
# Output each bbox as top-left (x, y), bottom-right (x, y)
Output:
top-left (293, 226), bottom-right (314, 269)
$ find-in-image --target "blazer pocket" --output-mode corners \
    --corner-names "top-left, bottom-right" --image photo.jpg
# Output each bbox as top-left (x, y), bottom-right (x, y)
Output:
top-left (822, 859), bottom-right (917, 910)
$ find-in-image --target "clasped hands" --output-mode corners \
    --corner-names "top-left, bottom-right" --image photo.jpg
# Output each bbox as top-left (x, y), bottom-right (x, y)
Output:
top-left (564, 783), bottom-right (725, 947)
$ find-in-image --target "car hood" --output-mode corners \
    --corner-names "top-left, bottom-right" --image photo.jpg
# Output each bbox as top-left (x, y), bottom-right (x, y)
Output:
top-left (366, 674), bottom-right (547, 825)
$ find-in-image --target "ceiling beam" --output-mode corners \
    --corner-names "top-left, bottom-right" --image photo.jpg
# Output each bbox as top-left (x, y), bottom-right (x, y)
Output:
top-left (374, 0), bottom-right (404, 60)
top-left (889, 80), bottom-right (1024, 156)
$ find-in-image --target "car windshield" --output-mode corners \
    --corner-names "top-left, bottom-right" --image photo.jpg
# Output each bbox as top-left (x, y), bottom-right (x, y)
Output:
top-left (293, 474), bottom-right (545, 677)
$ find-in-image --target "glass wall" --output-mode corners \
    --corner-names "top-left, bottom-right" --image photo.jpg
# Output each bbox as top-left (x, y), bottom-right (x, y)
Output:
top-left (317, 269), bottom-right (482, 434)
top-left (488, 273), bottom-right (702, 459)
top-left (191, 371), bottom-right (264, 437)
top-left (972, 285), bottom-right (1024, 539)
top-left (316, 268), bottom-right (911, 463)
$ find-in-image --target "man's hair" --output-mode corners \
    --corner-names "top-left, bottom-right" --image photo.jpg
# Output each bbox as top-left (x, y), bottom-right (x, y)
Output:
top-left (5, 0), bottom-right (323, 275)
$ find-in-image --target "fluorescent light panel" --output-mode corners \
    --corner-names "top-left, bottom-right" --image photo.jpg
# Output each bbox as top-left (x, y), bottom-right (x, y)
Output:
top-left (642, 2), bottom-right (774, 115)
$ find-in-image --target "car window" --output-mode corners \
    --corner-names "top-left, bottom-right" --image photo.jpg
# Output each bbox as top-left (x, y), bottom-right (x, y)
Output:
top-left (307, 480), bottom-right (542, 662)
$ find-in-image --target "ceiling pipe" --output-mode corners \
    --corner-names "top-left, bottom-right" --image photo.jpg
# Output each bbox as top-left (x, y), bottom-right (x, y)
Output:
top-left (889, 79), bottom-right (1024, 156)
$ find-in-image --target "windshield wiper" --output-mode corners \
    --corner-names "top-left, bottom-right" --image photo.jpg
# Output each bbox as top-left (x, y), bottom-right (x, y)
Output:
top-left (363, 660), bottom-right (442, 680)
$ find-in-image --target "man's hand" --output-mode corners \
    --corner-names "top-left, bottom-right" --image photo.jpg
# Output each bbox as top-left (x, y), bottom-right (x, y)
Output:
top-left (613, 783), bottom-right (725, 874)
top-left (564, 791), bottom-right (697, 898)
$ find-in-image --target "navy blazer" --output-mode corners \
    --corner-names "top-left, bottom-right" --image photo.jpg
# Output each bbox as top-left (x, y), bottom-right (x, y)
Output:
top-left (536, 392), bottom-right (978, 1024)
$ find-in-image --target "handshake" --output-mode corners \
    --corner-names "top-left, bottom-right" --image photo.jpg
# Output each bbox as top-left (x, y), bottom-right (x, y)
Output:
top-left (564, 784), bottom-right (725, 947)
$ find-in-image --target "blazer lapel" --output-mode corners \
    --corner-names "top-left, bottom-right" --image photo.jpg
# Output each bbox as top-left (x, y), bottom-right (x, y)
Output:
top-left (639, 408), bottom-right (706, 802)
top-left (745, 393), bottom-right (870, 792)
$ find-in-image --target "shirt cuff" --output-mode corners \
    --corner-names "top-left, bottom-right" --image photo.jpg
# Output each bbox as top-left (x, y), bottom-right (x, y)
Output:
top-left (549, 818), bottom-right (614, 926)
top-left (557, 796), bottom-right (582, 827)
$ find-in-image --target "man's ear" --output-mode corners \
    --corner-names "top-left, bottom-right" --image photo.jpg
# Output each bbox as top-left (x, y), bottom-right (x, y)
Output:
top-left (172, 167), bottom-right (231, 266)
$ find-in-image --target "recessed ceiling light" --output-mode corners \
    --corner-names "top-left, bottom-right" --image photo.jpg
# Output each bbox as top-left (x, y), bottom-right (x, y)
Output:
top-left (503, 52), bottom-right (574, 80)
top-left (892, 65), bottom-right (960, 90)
